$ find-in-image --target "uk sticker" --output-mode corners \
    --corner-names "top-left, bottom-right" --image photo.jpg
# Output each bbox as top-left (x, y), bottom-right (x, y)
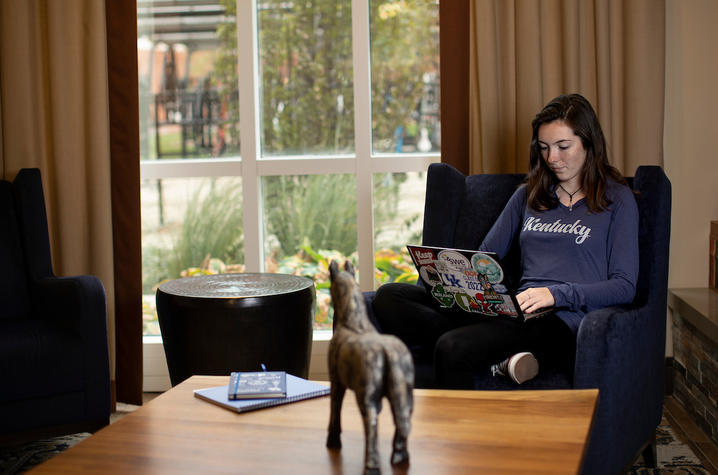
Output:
top-left (437, 249), bottom-right (478, 291)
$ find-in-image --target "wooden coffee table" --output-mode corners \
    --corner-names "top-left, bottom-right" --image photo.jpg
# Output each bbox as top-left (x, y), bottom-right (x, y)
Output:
top-left (32, 376), bottom-right (598, 474)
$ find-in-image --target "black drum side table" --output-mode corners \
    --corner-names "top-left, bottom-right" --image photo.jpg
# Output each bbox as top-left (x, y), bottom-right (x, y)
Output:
top-left (156, 273), bottom-right (315, 386)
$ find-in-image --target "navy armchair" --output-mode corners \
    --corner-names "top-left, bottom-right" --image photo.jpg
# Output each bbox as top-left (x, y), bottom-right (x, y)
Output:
top-left (0, 169), bottom-right (111, 443)
top-left (366, 163), bottom-right (671, 474)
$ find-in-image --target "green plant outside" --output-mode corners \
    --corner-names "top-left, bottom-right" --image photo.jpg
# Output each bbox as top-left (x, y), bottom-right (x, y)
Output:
top-left (142, 170), bottom-right (422, 335)
top-left (274, 244), bottom-right (418, 330)
top-left (142, 178), bottom-right (244, 295)
top-left (263, 175), bottom-right (357, 257)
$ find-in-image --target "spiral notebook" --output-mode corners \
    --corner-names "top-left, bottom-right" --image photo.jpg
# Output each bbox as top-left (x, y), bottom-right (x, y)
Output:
top-left (194, 374), bottom-right (330, 413)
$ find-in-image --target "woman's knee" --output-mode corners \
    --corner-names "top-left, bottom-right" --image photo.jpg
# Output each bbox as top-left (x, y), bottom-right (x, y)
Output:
top-left (373, 283), bottom-right (405, 322)
top-left (372, 283), bottom-right (418, 334)
top-left (373, 282), bottom-right (399, 309)
top-left (374, 284), bottom-right (426, 320)
top-left (375, 282), bottom-right (422, 306)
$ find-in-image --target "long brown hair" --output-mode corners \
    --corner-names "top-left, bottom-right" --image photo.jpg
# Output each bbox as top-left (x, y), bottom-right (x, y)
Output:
top-left (526, 94), bottom-right (625, 213)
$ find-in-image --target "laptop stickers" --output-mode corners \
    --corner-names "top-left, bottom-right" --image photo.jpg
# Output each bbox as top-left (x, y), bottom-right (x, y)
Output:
top-left (407, 245), bottom-right (551, 321)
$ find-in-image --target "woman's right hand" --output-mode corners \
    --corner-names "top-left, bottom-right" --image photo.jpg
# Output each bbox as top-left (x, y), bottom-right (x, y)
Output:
top-left (516, 287), bottom-right (555, 314)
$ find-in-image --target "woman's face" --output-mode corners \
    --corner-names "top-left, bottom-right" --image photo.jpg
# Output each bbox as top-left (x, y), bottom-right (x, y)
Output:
top-left (537, 120), bottom-right (587, 189)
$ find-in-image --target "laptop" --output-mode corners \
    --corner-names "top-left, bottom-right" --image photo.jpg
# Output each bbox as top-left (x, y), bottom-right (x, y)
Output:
top-left (406, 244), bottom-right (552, 322)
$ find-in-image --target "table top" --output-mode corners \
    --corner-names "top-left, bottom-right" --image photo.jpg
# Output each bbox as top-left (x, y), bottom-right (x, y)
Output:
top-left (33, 376), bottom-right (598, 474)
top-left (157, 272), bottom-right (314, 298)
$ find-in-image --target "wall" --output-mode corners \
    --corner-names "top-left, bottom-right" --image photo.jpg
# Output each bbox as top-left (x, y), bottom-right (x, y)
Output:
top-left (664, 0), bottom-right (718, 356)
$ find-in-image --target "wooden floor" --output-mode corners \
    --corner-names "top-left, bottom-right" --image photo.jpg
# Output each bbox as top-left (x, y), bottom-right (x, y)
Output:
top-left (663, 395), bottom-right (718, 472)
top-left (115, 394), bottom-right (718, 472)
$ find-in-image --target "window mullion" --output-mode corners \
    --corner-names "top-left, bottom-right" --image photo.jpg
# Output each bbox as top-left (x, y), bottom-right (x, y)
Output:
top-left (352, 0), bottom-right (374, 291)
top-left (237, 0), bottom-right (262, 272)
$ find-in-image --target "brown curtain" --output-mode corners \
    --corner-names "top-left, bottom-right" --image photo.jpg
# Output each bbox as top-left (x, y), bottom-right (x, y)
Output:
top-left (0, 0), bottom-right (115, 354)
top-left (0, 0), bottom-right (142, 405)
top-left (105, 0), bottom-right (143, 405)
top-left (439, 1), bottom-right (471, 175)
top-left (0, 1), bottom-right (114, 278)
top-left (453, 0), bottom-right (665, 176)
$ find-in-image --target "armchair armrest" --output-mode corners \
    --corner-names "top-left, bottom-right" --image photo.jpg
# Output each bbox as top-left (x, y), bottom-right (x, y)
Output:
top-left (574, 304), bottom-right (665, 473)
top-left (31, 275), bottom-right (111, 411)
top-left (574, 305), bottom-right (634, 386)
top-left (574, 304), bottom-right (664, 396)
top-left (32, 275), bottom-right (107, 334)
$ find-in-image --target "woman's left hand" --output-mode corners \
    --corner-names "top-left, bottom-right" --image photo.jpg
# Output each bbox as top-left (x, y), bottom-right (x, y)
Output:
top-left (516, 287), bottom-right (555, 314)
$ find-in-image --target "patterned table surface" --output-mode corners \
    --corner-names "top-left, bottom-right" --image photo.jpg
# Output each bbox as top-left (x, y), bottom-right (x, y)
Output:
top-left (157, 273), bottom-right (314, 299)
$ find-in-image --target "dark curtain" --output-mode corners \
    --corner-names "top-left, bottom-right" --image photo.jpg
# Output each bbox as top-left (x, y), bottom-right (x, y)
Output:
top-left (439, 1), bottom-right (470, 175)
top-left (105, 0), bottom-right (143, 405)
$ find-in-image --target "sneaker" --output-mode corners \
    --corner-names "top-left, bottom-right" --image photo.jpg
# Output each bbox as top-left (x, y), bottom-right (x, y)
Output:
top-left (491, 352), bottom-right (539, 384)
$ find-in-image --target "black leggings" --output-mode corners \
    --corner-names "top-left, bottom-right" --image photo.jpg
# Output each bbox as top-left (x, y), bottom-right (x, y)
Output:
top-left (373, 282), bottom-right (576, 389)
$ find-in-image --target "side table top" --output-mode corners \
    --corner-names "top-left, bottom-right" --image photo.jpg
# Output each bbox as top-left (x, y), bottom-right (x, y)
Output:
top-left (158, 273), bottom-right (314, 299)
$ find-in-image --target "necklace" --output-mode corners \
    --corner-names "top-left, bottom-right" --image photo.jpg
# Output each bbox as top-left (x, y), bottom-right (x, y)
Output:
top-left (558, 184), bottom-right (582, 211)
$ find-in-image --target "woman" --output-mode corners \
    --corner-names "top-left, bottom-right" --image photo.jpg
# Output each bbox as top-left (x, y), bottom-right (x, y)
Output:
top-left (373, 93), bottom-right (639, 388)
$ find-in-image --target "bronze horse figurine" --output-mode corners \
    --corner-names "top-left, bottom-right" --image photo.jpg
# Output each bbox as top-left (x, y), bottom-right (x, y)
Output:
top-left (326, 260), bottom-right (414, 474)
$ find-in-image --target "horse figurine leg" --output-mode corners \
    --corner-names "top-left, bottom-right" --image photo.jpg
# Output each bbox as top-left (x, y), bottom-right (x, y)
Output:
top-left (326, 381), bottom-right (346, 449)
top-left (356, 388), bottom-right (382, 475)
top-left (387, 351), bottom-right (414, 465)
top-left (388, 387), bottom-right (412, 465)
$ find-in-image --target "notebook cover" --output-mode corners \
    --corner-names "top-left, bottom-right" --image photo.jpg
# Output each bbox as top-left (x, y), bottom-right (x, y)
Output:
top-left (228, 371), bottom-right (287, 399)
top-left (194, 374), bottom-right (330, 413)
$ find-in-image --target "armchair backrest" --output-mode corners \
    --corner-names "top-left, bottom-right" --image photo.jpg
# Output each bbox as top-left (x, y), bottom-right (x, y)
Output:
top-left (630, 166), bottom-right (672, 313)
top-left (0, 181), bottom-right (31, 319)
top-left (421, 163), bottom-right (525, 283)
top-left (627, 165), bottom-right (672, 419)
top-left (0, 168), bottom-right (58, 320)
top-left (12, 168), bottom-right (54, 280)
top-left (422, 163), bottom-right (524, 250)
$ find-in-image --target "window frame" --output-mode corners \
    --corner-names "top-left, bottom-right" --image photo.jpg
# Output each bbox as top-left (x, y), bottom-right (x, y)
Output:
top-left (139, 0), bottom-right (440, 294)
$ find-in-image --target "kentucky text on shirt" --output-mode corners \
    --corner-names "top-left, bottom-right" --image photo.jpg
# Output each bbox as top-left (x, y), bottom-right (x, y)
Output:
top-left (522, 217), bottom-right (592, 244)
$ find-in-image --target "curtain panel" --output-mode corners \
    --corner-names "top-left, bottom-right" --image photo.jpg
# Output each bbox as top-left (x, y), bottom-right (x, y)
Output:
top-left (105, 0), bottom-right (143, 405)
top-left (0, 0), bottom-right (115, 359)
top-left (467, 0), bottom-right (665, 175)
top-left (0, 0), bottom-right (142, 405)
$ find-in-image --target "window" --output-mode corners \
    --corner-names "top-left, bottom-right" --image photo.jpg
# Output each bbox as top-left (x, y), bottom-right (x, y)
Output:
top-left (138, 0), bottom-right (440, 336)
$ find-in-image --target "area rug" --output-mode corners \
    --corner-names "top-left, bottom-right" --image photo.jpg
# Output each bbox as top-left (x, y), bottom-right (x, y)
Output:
top-left (0, 432), bottom-right (90, 475)
top-left (627, 416), bottom-right (710, 474)
top-left (0, 416), bottom-right (710, 474)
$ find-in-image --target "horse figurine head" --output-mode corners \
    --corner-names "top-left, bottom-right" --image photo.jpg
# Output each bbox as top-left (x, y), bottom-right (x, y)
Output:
top-left (329, 260), bottom-right (375, 334)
